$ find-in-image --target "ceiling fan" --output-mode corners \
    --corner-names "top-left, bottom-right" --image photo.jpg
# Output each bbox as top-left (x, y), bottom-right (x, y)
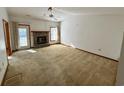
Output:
top-left (47, 7), bottom-right (58, 20)
top-left (43, 7), bottom-right (67, 21)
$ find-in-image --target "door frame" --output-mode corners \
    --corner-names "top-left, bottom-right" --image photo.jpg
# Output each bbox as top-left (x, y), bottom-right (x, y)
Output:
top-left (2, 19), bottom-right (12, 56)
top-left (17, 24), bottom-right (31, 49)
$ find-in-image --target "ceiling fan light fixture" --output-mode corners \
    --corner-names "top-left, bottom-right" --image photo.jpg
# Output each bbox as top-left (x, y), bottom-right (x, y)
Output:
top-left (49, 14), bottom-right (54, 17)
top-left (47, 7), bottom-right (54, 18)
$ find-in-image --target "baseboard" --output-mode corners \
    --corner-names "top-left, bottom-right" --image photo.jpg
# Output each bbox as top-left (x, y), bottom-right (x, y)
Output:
top-left (61, 43), bottom-right (118, 62)
top-left (50, 42), bottom-right (61, 45)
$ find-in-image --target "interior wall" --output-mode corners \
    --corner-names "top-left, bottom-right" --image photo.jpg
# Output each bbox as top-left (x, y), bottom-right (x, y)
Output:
top-left (9, 16), bottom-right (60, 50)
top-left (116, 33), bottom-right (124, 85)
top-left (10, 16), bottom-right (60, 31)
top-left (0, 8), bottom-right (9, 85)
top-left (61, 15), bottom-right (124, 60)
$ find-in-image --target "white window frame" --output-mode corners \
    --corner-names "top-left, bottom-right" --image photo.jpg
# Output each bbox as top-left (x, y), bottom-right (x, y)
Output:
top-left (50, 27), bottom-right (58, 41)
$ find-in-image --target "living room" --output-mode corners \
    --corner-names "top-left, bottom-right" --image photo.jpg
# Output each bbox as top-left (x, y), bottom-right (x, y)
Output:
top-left (0, 7), bottom-right (124, 86)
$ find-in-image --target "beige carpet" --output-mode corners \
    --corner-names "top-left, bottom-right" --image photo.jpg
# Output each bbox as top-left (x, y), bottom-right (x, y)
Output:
top-left (4, 44), bottom-right (118, 85)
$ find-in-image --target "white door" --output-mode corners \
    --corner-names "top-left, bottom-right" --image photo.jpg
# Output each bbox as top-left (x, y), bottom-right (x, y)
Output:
top-left (17, 26), bottom-right (30, 49)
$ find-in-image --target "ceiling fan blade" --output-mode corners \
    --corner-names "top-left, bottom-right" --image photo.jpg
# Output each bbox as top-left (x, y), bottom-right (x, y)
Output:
top-left (53, 17), bottom-right (58, 20)
top-left (54, 7), bottom-right (73, 15)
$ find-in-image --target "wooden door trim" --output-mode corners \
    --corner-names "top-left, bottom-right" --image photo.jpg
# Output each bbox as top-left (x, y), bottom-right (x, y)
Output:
top-left (2, 19), bottom-right (12, 56)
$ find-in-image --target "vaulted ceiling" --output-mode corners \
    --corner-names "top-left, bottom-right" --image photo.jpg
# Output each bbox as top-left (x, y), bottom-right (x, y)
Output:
top-left (7, 7), bottom-right (124, 22)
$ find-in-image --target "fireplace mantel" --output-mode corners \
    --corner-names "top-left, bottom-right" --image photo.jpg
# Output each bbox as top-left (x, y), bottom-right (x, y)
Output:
top-left (31, 31), bottom-right (50, 33)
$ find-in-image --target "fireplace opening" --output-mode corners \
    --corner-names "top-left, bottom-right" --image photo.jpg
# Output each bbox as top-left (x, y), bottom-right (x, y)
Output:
top-left (32, 31), bottom-right (50, 47)
top-left (37, 36), bottom-right (47, 44)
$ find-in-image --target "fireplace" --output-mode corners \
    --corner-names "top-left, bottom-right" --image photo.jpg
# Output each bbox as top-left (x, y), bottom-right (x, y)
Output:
top-left (32, 31), bottom-right (50, 47)
top-left (37, 36), bottom-right (47, 44)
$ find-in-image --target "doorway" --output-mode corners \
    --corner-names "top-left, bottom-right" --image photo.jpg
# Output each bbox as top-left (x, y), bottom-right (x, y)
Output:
top-left (17, 24), bottom-right (30, 49)
top-left (2, 19), bottom-right (12, 56)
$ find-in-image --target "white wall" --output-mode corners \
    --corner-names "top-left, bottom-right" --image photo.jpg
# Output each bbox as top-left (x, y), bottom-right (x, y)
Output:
top-left (0, 8), bottom-right (9, 21)
top-left (61, 15), bottom-right (124, 60)
top-left (116, 33), bottom-right (124, 85)
top-left (9, 16), bottom-right (60, 49)
top-left (0, 8), bottom-right (9, 85)
top-left (10, 16), bottom-right (60, 31)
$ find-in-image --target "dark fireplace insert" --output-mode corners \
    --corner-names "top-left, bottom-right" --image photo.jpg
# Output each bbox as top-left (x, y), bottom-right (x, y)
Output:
top-left (37, 36), bottom-right (47, 44)
top-left (32, 31), bottom-right (50, 47)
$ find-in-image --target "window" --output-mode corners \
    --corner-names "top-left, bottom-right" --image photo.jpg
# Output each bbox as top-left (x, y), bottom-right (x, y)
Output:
top-left (50, 27), bottom-right (58, 41)
top-left (18, 28), bottom-right (28, 47)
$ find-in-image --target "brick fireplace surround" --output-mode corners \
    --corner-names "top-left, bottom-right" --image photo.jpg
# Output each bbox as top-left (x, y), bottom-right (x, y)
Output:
top-left (31, 31), bottom-right (50, 47)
